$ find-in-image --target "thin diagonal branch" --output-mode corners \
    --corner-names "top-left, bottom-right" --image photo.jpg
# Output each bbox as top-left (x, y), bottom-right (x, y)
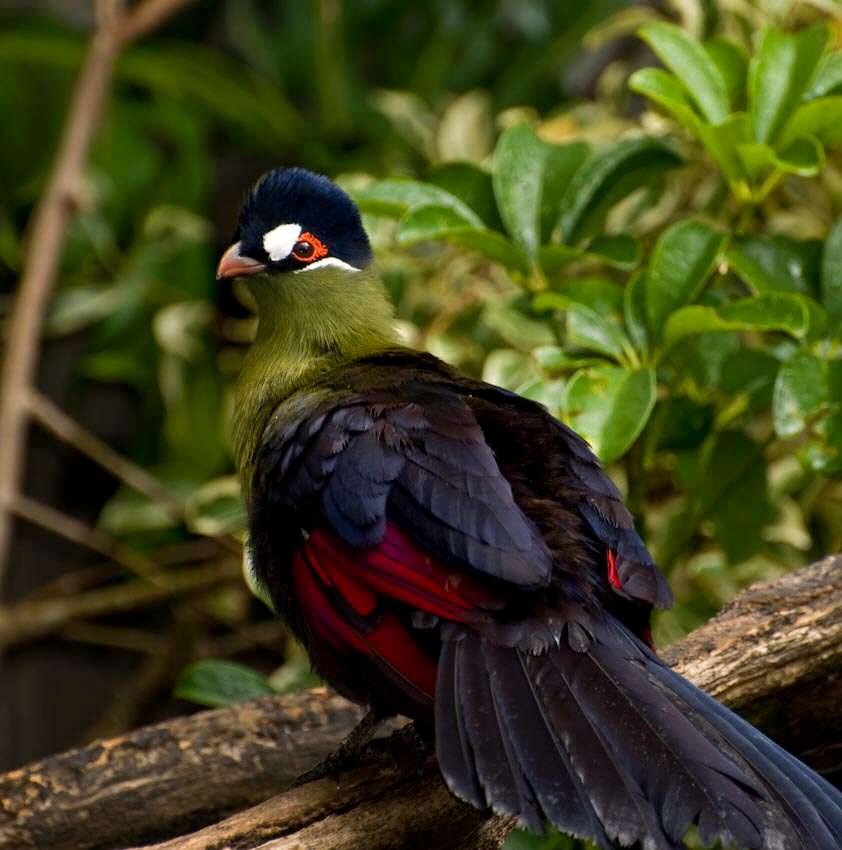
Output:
top-left (0, 0), bottom-right (196, 585)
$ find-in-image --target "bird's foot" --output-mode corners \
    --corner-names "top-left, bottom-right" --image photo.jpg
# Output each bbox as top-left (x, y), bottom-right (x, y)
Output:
top-left (294, 708), bottom-right (384, 787)
top-left (395, 720), bottom-right (434, 777)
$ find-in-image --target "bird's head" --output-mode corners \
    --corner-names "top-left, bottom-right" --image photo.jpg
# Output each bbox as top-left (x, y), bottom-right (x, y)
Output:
top-left (216, 167), bottom-right (372, 280)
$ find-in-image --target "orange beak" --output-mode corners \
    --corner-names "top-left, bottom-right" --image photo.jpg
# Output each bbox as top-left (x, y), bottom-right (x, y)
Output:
top-left (216, 242), bottom-right (267, 279)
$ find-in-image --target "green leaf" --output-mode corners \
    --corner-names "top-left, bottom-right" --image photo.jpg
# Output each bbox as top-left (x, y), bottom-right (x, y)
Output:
top-left (702, 432), bottom-right (773, 564)
top-left (737, 137), bottom-right (824, 179)
top-left (807, 50), bottom-right (842, 98)
top-left (483, 299), bottom-right (556, 350)
top-left (773, 349), bottom-right (830, 438)
top-left (822, 216), bottom-right (842, 333)
top-left (531, 345), bottom-right (605, 374)
top-left (427, 162), bottom-right (500, 228)
top-left (704, 38), bottom-right (748, 108)
top-left (556, 277), bottom-right (624, 315)
top-left (645, 218), bottom-right (725, 340)
top-left (696, 113), bottom-right (752, 182)
top-left (515, 377), bottom-right (566, 412)
top-left (630, 67), bottom-right (750, 182)
top-left (492, 124), bottom-right (586, 255)
top-left (395, 205), bottom-right (530, 273)
top-left (624, 270), bottom-right (649, 354)
top-left (749, 24), bottom-right (829, 144)
top-left (779, 97), bottom-right (842, 148)
top-left (564, 365), bottom-right (656, 463)
top-left (664, 294), bottom-right (810, 344)
top-left (533, 279), bottom-right (624, 317)
top-left (629, 67), bottom-right (704, 131)
top-left (565, 304), bottom-right (633, 363)
top-left (540, 141), bottom-right (590, 242)
top-left (482, 349), bottom-right (536, 390)
top-left (585, 234), bottom-right (640, 270)
top-left (353, 179), bottom-right (482, 225)
top-left (726, 234), bottom-right (821, 295)
top-left (557, 138), bottom-right (682, 243)
top-left (174, 660), bottom-right (276, 707)
top-left (638, 22), bottom-right (730, 124)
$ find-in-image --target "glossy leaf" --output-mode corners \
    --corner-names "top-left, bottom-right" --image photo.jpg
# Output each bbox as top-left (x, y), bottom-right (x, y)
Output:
top-left (624, 270), bottom-right (649, 354)
top-left (564, 365), bottom-right (656, 463)
top-left (540, 141), bottom-right (590, 242)
top-left (493, 124), bottom-right (586, 254)
top-left (808, 50), bottom-right (842, 98)
top-left (822, 216), bottom-right (842, 333)
top-left (779, 97), bottom-right (842, 148)
top-left (645, 219), bottom-right (725, 339)
top-left (174, 660), bottom-right (276, 707)
top-left (696, 113), bottom-right (751, 182)
top-left (395, 205), bottom-right (530, 273)
top-left (565, 303), bottom-right (632, 362)
top-left (638, 22), bottom-right (730, 124)
top-left (726, 234), bottom-right (821, 295)
top-left (557, 138), bottom-right (682, 243)
top-left (664, 294), bottom-right (810, 344)
top-left (704, 38), bottom-right (748, 107)
top-left (427, 161), bottom-right (500, 228)
top-left (482, 349), bottom-right (536, 390)
top-left (737, 137), bottom-right (824, 179)
top-left (703, 432), bottom-right (773, 564)
top-left (531, 345), bottom-right (605, 374)
top-left (483, 300), bottom-right (556, 350)
top-left (493, 123), bottom-right (546, 253)
top-left (353, 179), bottom-right (483, 224)
top-left (533, 279), bottom-right (624, 317)
top-left (773, 349), bottom-right (829, 438)
top-left (749, 24), bottom-right (829, 144)
top-left (585, 234), bottom-right (640, 270)
top-left (629, 68), bottom-right (702, 133)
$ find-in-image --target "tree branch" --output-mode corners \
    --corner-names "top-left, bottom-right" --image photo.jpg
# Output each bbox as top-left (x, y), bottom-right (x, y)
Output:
top-left (0, 0), bottom-right (196, 583)
top-left (0, 556), bottom-right (839, 850)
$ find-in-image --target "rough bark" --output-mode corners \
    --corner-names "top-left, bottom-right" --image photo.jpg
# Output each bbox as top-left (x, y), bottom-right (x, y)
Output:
top-left (1, 556), bottom-right (839, 850)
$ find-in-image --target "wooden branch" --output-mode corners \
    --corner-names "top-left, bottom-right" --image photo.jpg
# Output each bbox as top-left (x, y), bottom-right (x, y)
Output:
top-left (0, 557), bottom-right (839, 850)
top-left (0, 0), bottom-right (196, 582)
top-left (0, 559), bottom-right (238, 649)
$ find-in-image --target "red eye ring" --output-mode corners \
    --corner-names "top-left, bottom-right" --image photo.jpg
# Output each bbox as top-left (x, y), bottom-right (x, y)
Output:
top-left (292, 232), bottom-right (329, 263)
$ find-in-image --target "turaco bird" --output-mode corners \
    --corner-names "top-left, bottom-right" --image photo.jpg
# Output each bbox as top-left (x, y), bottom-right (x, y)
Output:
top-left (217, 167), bottom-right (842, 850)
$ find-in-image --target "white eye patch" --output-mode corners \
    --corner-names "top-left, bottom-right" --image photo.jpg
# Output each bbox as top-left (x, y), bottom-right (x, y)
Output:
top-left (262, 222), bottom-right (301, 262)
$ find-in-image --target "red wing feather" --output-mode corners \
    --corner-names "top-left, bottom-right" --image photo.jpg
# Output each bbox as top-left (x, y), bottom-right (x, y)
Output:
top-left (303, 523), bottom-right (503, 622)
top-left (291, 523), bottom-right (502, 708)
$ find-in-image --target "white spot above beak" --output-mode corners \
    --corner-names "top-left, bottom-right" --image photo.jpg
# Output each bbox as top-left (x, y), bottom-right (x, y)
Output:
top-left (262, 222), bottom-right (302, 262)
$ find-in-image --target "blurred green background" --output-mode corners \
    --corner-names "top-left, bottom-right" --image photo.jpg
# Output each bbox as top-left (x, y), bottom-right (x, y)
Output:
top-left (1, 3), bottom-right (840, 847)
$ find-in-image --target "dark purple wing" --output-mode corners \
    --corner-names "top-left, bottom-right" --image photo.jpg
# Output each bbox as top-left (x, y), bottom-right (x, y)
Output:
top-left (255, 379), bottom-right (553, 590)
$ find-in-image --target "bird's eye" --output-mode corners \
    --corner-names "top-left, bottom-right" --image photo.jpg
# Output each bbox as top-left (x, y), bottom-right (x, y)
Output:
top-left (292, 239), bottom-right (314, 259)
top-left (292, 232), bottom-right (328, 263)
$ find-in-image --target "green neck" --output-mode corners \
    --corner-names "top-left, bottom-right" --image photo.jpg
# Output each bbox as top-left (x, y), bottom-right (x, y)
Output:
top-left (232, 267), bottom-right (397, 486)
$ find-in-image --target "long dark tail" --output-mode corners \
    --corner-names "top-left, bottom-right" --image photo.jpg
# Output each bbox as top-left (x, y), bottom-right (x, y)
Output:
top-left (435, 620), bottom-right (842, 850)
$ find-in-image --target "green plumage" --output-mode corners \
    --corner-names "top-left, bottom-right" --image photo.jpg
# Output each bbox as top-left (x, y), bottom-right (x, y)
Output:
top-left (232, 267), bottom-right (397, 494)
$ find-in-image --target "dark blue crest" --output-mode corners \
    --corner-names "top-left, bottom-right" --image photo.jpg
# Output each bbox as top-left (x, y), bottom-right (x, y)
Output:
top-left (235, 168), bottom-right (372, 271)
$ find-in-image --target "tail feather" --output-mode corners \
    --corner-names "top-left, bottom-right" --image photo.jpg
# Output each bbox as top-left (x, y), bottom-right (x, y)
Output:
top-left (435, 619), bottom-right (841, 850)
top-left (436, 636), bottom-right (485, 810)
top-left (457, 632), bottom-right (544, 831)
top-left (481, 638), bottom-right (613, 846)
top-left (651, 655), bottom-right (842, 848)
